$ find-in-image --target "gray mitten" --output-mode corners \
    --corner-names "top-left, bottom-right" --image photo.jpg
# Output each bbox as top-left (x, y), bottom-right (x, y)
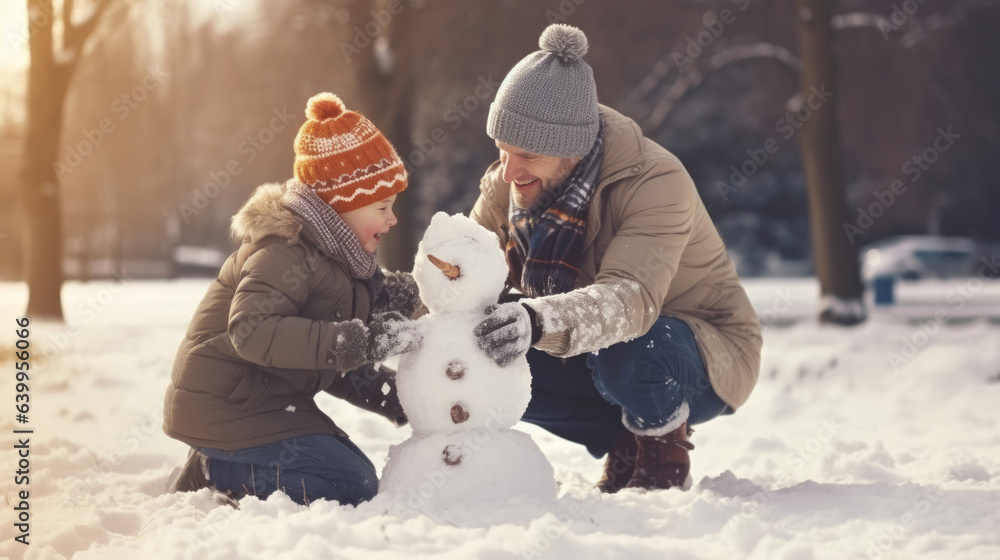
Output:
top-left (366, 312), bottom-right (423, 362)
top-left (372, 271), bottom-right (422, 318)
top-left (473, 302), bottom-right (540, 367)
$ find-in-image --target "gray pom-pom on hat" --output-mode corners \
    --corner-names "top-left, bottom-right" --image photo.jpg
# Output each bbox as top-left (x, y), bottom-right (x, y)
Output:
top-left (539, 23), bottom-right (589, 63)
top-left (487, 24), bottom-right (600, 159)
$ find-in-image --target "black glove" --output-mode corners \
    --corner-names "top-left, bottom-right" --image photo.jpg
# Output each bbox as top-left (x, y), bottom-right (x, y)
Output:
top-left (366, 312), bottom-right (423, 362)
top-left (335, 363), bottom-right (407, 426)
top-left (473, 302), bottom-right (541, 367)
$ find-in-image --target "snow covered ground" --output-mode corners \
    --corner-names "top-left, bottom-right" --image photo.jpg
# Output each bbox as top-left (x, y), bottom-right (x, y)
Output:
top-left (1, 277), bottom-right (998, 560)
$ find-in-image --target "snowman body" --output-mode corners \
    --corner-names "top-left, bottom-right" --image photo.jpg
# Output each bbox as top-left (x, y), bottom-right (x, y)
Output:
top-left (396, 310), bottom-right (531, 436)
top-left (379, 212), bottom-right (557, 512)
top-left (379, 430), bottom-right (555, 512)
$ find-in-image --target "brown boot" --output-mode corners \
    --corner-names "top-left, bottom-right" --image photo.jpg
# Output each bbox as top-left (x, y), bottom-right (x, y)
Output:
top-left (596, 431), bottom-right (638, 494)
top-left (625, 423), bottom-right (695, 490)
top-left (169, 448), bottom-right (213, 493)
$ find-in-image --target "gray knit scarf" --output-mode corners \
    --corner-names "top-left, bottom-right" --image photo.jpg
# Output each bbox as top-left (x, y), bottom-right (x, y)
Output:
top-left (283, 181), bottom-right (378, 280)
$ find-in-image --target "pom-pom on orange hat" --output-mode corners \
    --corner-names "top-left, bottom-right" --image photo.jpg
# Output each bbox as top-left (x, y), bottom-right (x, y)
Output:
top-left (293, 93), bottom-right (408, 213)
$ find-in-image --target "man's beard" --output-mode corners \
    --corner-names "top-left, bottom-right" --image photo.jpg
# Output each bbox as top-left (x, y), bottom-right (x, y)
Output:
top-left (512, 159), bottom-right (578, 210)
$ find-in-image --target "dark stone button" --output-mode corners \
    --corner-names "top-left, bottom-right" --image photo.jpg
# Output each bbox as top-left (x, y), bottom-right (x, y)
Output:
top-left (450, 404), bottom-right (470, 424)
top-left (445, 360), bottom-right (465, 380)
top-left (442, 445), bottom-right (463, 465)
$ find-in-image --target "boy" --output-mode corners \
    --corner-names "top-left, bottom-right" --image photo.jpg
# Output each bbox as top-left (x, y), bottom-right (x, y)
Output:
top-left (163, 93), bottom-right (423, 506)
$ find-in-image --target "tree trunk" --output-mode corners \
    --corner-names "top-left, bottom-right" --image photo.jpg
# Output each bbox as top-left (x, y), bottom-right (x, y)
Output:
top-left (348, 0), bottom-right (417, 273)
top-left (22, 0), bottom-right (70, 319)
top-left (795, 0), bottom-right (866, 325)
top-left (21, 0), bottom-right (114, 318)
top-left (163, 0), bottom-right (192, 279)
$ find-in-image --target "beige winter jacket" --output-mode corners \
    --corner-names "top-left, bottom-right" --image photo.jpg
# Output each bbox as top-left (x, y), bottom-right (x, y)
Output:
top-left (470, 105), bottom-right (762, 409)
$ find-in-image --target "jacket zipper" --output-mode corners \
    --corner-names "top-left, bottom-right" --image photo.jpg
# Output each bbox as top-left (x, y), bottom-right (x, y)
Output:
top-left (351, 278), bottom-right (358, 319)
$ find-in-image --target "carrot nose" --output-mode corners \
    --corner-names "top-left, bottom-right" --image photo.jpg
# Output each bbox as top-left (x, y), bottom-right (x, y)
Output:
top-left (427, 254), bottom-right (460, 279)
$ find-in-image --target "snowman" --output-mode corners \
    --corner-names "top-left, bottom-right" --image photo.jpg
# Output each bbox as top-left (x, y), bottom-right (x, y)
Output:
top-left (379, 212), bottom-right (557, 514)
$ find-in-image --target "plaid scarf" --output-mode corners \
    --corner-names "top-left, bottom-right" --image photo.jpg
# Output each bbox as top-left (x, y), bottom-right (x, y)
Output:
top-left (506, 118), bottom-right (605, 298)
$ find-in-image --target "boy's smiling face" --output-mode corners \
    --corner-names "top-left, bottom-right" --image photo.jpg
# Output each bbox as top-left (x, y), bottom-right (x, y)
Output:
top-left (339, 194), bottom-right (398, 253)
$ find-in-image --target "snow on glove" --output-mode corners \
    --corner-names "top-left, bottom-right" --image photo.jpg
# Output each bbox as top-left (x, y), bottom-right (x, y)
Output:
top-left (341, 363), bottom-right (408, 426)
top-left (366, 311), bottom-right (423, 363)
top-left (372, 271), bottom-right (422, 318)
top-left (375, 365), bottom-right (408, 426)
top-left (473, 302), bottom-right (539, 367)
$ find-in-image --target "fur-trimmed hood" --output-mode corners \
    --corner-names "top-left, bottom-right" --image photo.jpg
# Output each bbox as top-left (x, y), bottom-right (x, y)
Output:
top-left (229, 180), bottom-right (305, 246)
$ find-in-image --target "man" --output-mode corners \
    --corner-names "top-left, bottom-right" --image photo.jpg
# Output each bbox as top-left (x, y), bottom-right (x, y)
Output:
top-left (470, 24), bottom-right (762, 492)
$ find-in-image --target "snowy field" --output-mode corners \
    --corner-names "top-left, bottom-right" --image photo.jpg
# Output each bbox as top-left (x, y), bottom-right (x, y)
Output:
top-left (1, 277), bottom-right (999, 560)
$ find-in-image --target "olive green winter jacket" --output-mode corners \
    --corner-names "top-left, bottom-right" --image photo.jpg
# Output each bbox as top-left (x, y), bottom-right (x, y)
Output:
top-left (163, 180), bottom-right (409, 449)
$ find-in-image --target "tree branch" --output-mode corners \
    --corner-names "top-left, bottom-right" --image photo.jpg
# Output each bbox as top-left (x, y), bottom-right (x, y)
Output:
top-left (831, 12), bottom-right (893, 33)
top-left (644, 42), bottom-right (800, 130)
top-left (834, 0), bottom-right (994, 47)
top-left (634, 0), bottom-right (992, 131)
top-left (64, 0), bottom-right (116, 54)
top-left (62, 0), bottom-right (74, 44)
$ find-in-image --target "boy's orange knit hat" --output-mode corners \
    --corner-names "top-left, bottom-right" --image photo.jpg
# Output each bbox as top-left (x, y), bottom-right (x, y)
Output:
top-left (293, 93), bottom-right (408, 213)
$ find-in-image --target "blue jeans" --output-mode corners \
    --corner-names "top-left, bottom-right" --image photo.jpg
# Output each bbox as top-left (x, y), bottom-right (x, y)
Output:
top-left (523, 316), bottom-right (732, 458)
top-left (197, 433), bottom-right (378, 506)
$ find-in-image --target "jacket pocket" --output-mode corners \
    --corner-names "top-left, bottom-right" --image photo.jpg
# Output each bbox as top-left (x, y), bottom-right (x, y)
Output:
top-left (226, 367), bottom-right (276, 413)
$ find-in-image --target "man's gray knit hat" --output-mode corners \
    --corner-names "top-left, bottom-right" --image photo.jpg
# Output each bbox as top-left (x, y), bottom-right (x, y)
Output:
top-left (487, 24), bottom-right (599, 159)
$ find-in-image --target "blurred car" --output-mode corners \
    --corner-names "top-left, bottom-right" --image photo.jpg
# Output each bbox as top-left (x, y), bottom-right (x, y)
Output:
top-left (173, 245), bottom-right (229, 277)
top-left (860, 235), bottom-right (983, 282)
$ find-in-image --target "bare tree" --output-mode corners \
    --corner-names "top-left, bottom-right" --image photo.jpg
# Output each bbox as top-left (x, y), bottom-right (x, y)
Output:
top-left (795, 0), bottom-right (865, 324)
top-left (345, 0), bottom-right (417, 272)
top-left (21, 0), bottom-right (116, 319)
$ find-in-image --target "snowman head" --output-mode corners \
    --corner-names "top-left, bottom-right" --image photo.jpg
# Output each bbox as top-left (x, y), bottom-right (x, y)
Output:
top-left (413, 212), bottom-right (508, 314)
